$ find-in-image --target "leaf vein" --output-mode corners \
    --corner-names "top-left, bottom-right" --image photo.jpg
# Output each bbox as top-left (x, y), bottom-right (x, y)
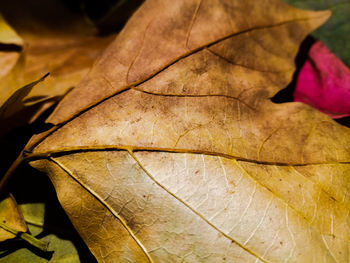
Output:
top-left (128, 150), bottom-right (269, 263)
top-left (27, 146), bottom-right (350, 166)
top-left (27, 13), bottom-right (330, 151)
top-left (49, 157), bottom-right (154, 263)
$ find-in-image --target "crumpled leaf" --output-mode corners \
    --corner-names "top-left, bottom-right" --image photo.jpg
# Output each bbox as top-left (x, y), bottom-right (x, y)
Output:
top-left (284, 0), bottom-right (350, 66)
top-left (294, 40), bottom-right (350, 119)
top-left (21, 0), bottom-right (350, 262)
top-left (0, 194), bottom-right (26, 242)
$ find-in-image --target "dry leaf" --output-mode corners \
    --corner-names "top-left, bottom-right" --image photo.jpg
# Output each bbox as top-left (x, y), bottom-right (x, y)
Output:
top-left (0, 194), bottom-right (48, 252)
top-left (0, 203), bottom-right (81, 262)
top-left (0, 13), bottom-right (23, 108)
top-left (0, 0), bottom-right (114, 119)
top-left (0, 13), bottom-right (22, 97)
top-left (0, 73), bottom-right (49, 139)
top-left (0, 74), bottom-right (48, 120)
top-left (0, 13), bottom-right (22, 46)
top-left (23, 0), bottom-right (350, 262)
top-left (0, 194), bottom-right (26, 242)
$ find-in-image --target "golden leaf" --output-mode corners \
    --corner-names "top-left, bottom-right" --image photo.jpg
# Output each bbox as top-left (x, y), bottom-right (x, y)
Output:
top-left (0, 194), bottom-right (26, 242)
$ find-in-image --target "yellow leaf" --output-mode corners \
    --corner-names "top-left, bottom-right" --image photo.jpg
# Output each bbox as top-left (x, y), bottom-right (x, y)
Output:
top-left (0, 73), bottom-right (48, 120)
top-left (0, 194), bottom-right (26, 242)
top-left (0, 13), bottom-right (22, 46)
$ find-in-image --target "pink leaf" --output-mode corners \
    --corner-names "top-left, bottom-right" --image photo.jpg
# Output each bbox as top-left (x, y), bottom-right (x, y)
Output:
top-left (294, 40), bottom-right (350, 119)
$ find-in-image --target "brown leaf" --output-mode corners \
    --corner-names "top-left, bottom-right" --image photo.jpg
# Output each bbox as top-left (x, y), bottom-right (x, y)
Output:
top-left (0, 74), bottom-right (48, 120)
top-left (0, 194), bottom-right (48, 252)
top-left (24, 0), bottom-right (350, 262)
top-left (0, 74), bottom-right (50, 138)
top-left (0, 13), bottom-right (23, 108)
top-left (0, 13), bottom-right (22, 102)
top-left (0, 0), bottom-right (114, 129)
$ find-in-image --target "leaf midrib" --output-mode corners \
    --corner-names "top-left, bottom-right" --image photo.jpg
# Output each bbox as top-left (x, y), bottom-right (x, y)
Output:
top-left (26, 145), bottom-right (350, 166)
top-left (48, 147), bottom-right (346, 262)
top-left (49, 154), bottom-right (268, 262)
top-left (27, 13), bottom-right (329, 152)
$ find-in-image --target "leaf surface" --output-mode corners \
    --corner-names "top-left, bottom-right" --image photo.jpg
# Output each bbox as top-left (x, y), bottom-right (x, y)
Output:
top-left (0, 73), bottom-right (49, 139)
top-left (0, 13), bottom-right (23, 109)
top-left (25, 0), bottom-right (350, 262)
top-left (0, 74), bottom-right (48, 120)
top-left (0, 13), bottom-right (22, 46)
top-left (0, 194), bottom-right (26, 242)
top-left (0, 0), bottom-right (114, 130)
top-left (0, 203), bottom-right (82, 263)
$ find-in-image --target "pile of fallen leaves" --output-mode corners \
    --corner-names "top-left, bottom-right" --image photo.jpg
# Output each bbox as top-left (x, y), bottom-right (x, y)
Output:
top-left (0, 0), bottom-right (349, 262)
